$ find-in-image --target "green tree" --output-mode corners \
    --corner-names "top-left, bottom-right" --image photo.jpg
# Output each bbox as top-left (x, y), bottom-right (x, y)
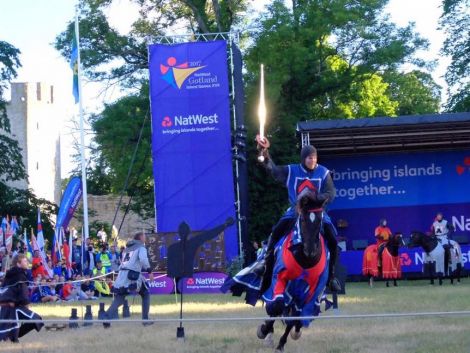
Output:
top-left (89, 88), bottom-right (153, 219)
top-left (243, 0), bottom-right (431, 238)
top-left (0, 41), bottom-right (27, 183)
top-left (440, 0), bottom-right (470, 111)
top-left (383, 70), bottom-right (441, 115)
top-left (55, 0), bottom-right (249, 86)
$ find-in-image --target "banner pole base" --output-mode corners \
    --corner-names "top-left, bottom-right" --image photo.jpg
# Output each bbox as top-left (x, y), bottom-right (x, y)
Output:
top-left (176, 326), bottom-right (185, 341)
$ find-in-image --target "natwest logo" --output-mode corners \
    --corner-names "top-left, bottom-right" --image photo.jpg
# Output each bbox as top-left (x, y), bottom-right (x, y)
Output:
top-left (400, 253), bottom-right (412, 266)
top-left (161, 113), bottom-right (219, 128)
top-left (175, 113), bottom-right (218, 126)
top-left (161, 116), bottom-right (173, 127)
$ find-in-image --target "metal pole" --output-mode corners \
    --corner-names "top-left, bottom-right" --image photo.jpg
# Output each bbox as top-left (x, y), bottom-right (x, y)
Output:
top-left (228, 35), bottom-right (243, 258)
top-left (75, 9), bottom-right (89, 240)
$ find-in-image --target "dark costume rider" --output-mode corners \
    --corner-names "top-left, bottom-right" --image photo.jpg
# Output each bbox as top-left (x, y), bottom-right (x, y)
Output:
top-left (253, 140), bottom-right (341, 292)
top-left (0, 254), bottom-right (43, 342)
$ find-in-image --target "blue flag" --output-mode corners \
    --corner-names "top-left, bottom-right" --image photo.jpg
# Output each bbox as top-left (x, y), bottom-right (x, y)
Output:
top-left (70, 29), bottom-right (79, 104)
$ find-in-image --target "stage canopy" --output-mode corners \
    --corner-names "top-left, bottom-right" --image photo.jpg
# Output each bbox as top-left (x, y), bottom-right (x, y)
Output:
top-left (297, 112), bottom-right (470, 156)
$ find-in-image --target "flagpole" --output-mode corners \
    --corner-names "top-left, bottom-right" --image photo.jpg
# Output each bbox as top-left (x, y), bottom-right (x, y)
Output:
top-left (75, 8), bottom-right (90, 241)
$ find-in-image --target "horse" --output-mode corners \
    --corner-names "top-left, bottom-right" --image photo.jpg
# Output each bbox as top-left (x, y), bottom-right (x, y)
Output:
top-left (221, 189), bottom-right (331, 351)
top-left (362, 233), bottom-right (405, 288)
top-left (408, 231), bottom-right (463, 285)
top-left (253, 189), bottom-right (330, 352)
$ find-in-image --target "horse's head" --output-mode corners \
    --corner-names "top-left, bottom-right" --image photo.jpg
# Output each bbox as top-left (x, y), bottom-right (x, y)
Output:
top-left (389, 232), bottom-right (405, 247)
top-left (296, 189), bottom-right (325, 259)
top-left (408, 231), bottom-right (424, 248)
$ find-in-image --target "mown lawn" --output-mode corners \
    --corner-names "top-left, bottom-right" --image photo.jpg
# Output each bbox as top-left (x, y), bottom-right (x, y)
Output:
top-left (2, 279), bottom-right (470, 353)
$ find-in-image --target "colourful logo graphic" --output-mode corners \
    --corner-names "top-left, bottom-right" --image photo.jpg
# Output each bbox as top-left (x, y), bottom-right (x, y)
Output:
top-left (160, 57), bottom-right (205, 89)
top-left (400, 253), bottom-right (412, 266)
top-left (186, 278), bottom-right (195, 285)
top-left (161, 116), bottom-right (173, 127)
top-left (456, 156), bottom-right (470, 175)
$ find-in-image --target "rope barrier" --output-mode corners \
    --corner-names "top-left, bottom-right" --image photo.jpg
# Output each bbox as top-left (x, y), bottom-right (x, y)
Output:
top-left (2, 310), bottom-right (470, 325)
top-left (0, 272), bottom-right (168, 290)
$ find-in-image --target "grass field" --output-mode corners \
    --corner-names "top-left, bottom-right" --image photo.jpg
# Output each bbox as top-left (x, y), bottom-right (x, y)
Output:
top-left (2, 279), bottom-right (470, 353)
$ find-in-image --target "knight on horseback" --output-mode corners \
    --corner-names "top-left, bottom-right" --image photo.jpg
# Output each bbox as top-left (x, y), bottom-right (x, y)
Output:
top-left (431, 212), bottom-right (455, 263)
top-left (431, 212), bottom-right (453, 244)
top-left (252, 136), bottom-right (341, 293)
top-left (375, 218), bottom-right (392, 268)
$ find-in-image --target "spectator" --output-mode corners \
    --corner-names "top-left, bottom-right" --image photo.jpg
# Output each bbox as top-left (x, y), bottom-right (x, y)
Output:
top-left (38, 279), bottom-right (60, 303)
top-left (30, 276), bottom-right (42, 303)
top-left (80, 275), bottom-right (97, 300)
top-left (55, 275), bottom-right (65, 298)
top-left (93, 261), bottom-right (111, 297)
top-left (109, 245), bottom-right (120, 272)
top-left (31, 251), bottom-right (48, 279)
top-left (84, 245), bottom-right (96, 276)
top-left (96, 245), bottom-right (112, 273)
top-left (97, 227), bottom-right (107, 244)
top-left (53, 260), bottom-right (64, 277)
top-left (1, 248), bottom-right (12, 273)
top-left (71, 238), bottom-right (82, 274)
top-left (12, 243), bottom-right (21, 257)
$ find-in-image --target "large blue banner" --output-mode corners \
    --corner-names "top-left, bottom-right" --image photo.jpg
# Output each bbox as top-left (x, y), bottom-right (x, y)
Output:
top-left (324, 150), bottom-right (470, 245)
top-left (56, 176), bottom-right (82, 231)
top-left (148, 41), bottom-right (237, 260)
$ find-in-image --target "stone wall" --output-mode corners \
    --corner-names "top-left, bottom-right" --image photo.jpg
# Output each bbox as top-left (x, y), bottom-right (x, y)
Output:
top-left (69, 194), bottom-right (155, 238)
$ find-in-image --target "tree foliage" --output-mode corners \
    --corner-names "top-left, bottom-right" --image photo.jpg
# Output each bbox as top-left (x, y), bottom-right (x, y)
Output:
top-left (55, 0), bottom-right (443, 240)
top-left (242, 0), bottom-right (434, 238)
top-left (0, 41), bottom-right (27, 183)
top-left (384, 70), bottom-right (441, 116)
top-left (440, 0), bottom-right (470, 112)
top-left (54, 0), bottom-right (249, 87)
top-left (90, 88), bottom-right (153, 219)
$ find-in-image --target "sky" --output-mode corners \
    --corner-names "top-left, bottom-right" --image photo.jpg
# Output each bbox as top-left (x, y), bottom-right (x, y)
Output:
top-left (0, 0), bottom-right (449, 178)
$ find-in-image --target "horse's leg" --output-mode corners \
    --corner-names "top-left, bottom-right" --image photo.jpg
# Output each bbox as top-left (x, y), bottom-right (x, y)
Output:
top-left (276, 320), bottom-right (295, 352)
top-left (257, 318), bottom-right (274, 339)
top-left (428, 261), bottom-right (435, 285)
top-left (258, 297), bottom-right (284, 346)
top-left (369, 275), bottom-right (374, 288)
top-left (456, 263), bottom-right (462, 283)
top-left (393, 279), bottom-right (398, 287)
top-left (386, 280), bottom-right (389, 287)
top-left (291, 320), bottom-right (302, 339)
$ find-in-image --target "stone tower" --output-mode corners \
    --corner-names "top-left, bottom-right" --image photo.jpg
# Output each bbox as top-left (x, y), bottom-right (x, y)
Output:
top-left (6, 82), bottom-right (61, 205)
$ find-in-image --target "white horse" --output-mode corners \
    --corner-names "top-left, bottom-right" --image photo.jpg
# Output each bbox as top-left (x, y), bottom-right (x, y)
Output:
top-left (409, 232), bottom-right (463, 285)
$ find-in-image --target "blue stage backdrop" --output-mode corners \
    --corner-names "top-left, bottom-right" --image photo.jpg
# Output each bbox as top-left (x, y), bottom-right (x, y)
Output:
top-left (324, 150), bottom-right (470, 246)
top-left (148, 41), bottom-right (237, 260)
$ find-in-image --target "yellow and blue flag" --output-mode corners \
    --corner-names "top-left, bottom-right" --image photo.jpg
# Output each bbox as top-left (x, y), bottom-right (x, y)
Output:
top-left (70, 29), bottom-right (79, 104)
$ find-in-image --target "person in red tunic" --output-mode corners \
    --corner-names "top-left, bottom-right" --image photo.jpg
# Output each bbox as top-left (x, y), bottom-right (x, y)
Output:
top-left (31, 250), bottom-right (49, 279)
top-left (375, 219), bottom-right (392, 267)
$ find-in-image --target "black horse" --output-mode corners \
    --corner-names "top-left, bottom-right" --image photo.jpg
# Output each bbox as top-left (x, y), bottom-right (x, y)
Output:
top-left (409, 231), bottom-right (463, 285)
top-left (256, 189), bottom-right (329, 352)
